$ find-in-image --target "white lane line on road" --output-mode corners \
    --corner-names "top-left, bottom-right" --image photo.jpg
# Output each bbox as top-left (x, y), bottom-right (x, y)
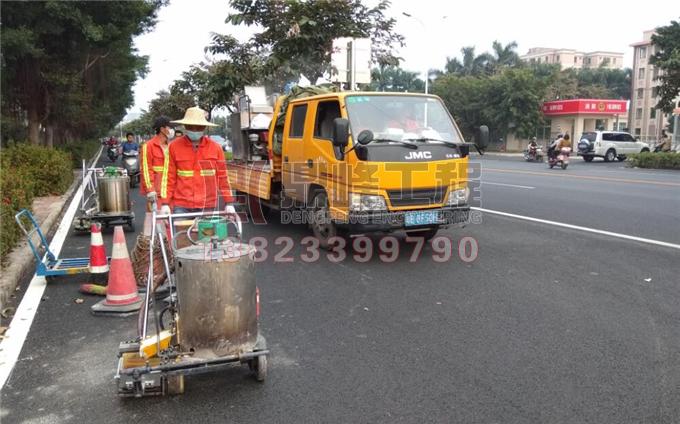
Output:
top-left (0, 148), bottom-right (102, 390)
top-left (483, 168), bottom-right (680, 188)
top-left (481, 181), bottom-right (535, 189)
top-left (473, 207), bottom-right (680, 250)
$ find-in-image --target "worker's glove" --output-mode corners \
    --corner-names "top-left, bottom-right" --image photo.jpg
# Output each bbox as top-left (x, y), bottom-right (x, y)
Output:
top-left (224, 205), bottom-right (237, 215)
top-left (160, 205), bottom-right (171, 216)
top-left (146, 191), bottom-right (157, 202)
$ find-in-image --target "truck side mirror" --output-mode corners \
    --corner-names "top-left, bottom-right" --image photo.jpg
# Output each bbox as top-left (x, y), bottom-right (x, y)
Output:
top-left (356, 130), bottom-right (373, 145)
top-left (475, 125), bottom-right (489, 150)
top-left (332, 118), bottom-right (350, 148)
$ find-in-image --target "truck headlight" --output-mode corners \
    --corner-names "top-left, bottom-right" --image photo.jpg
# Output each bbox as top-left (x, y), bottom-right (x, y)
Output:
top-left (349, 193), bottom-right (387, 212)
top-left (446, 187), bottom-right (469, 206)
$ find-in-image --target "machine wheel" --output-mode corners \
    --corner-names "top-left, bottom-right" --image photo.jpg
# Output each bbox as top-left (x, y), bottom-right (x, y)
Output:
top-left (604, 149), bottom-right (616, 162)
top-left (583, 155), bottom-right (594, 162)
top-left (561, 162), bottom-right (568, 170)
top-left (165, 375), bottom-right (184, 395)
top-left (309, 191), bottom-right (338, 250)
top-left (251, 355), bottom-right (267, 382)
top-left (549, 163), bottom-right (555, 169)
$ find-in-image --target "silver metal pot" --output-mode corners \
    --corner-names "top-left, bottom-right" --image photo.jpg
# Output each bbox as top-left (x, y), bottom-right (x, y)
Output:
top-left (174, 242), bottom-right (257, 357)
top-left (97, 174), bottom-right (131, 213)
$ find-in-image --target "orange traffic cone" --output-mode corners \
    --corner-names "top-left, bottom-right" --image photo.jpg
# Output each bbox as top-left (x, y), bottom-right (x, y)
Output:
top-left (91, 225), bottom-right (143, 316)
top-left (79, 223), bottom-right (108, 295)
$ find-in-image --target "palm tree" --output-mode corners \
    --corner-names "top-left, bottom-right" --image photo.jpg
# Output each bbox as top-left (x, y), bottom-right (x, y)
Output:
top-left (490, 40), bottom-right (520, 71)
top-left (444, 46), bottom-right (493, 76)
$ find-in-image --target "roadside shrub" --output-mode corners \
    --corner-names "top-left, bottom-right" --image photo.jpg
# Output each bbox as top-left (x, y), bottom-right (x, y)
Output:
top-left (1, 144), bottom-right (73, 196)
top-left (0, 143), bottom-right (75, 261)
top-left (1, 168), bottom-right (35, 260)
top-left (627, 152), bottom-right (680, 170)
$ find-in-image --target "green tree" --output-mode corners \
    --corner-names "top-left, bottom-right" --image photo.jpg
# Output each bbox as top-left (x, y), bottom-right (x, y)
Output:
top-left (1, 1), bottom-right (164, 146)
top-left (147, 89), bottom-right (195, 122)
top-left (368, 65), bottom-right (424, 92)
top-left (224, 0), bottom-right (404, 83)
top-left (650, 19), bottom-right (680, 112)
top-left (444, 46), bottom-right (493, 76)
top-left (489, 40), bottom-right (520, 71)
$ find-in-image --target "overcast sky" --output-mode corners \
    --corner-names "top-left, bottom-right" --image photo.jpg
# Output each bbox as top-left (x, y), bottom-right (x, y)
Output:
top-left (128, 0), bottom-right (676, 116)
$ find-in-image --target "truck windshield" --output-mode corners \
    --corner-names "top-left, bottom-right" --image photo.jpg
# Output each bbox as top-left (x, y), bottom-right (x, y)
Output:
top-left (345, 95), bottom-right (462, 145)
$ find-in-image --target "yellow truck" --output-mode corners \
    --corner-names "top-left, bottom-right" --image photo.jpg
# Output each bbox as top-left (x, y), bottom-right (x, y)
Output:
top-left (228, 89), bottom-right (488, 247)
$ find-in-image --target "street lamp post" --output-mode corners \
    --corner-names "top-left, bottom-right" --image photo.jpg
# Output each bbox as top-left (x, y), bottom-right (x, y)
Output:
top-left (402, 12), bottom-right (430, 94)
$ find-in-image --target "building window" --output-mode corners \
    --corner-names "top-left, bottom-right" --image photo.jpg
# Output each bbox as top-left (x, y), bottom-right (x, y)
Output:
top-left (638, 68), bottom-right (645, 79)
top-left (636, 108), bottom-right (642, 119)
top-left (637, 88), bottom-right (644, 98)
top-left (650, 108), bottom-right (656, 119)
top-left (613, 58), bottom-right (616, 64)
top-left (652, 67), bottom-right (659, 79)
top-left (635, 128), bottom-right (641, 136)
top-left (652, 87), bottom-right (658, 97)
top-left (639, 47), bottom-right (647, 59)
top-left (556, 55), bottom-right (560, 62)
top-left (573, 57), bottom-right (577, 64)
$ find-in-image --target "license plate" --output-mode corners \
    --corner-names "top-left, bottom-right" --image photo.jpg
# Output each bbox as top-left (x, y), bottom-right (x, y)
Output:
top-left (404, 211), bottom-right (439, 227)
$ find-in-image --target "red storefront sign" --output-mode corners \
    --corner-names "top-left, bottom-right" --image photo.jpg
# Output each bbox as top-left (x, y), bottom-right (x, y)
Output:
top-left (542, 99), bottom-right (628, 116)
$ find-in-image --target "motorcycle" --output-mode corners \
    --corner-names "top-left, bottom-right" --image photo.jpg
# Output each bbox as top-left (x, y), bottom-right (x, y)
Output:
top-left (121, 150), bottom-right (140, 188)
top-left (523, 145), bottom-right (544, 162)
top-left (548, 147), bottom-right (571, 169)
top-left (107, 144), bottom-right (119, 162)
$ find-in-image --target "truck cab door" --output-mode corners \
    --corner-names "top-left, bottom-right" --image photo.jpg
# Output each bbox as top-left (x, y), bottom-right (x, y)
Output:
top-left (282, 102), bottom-right (309, 201)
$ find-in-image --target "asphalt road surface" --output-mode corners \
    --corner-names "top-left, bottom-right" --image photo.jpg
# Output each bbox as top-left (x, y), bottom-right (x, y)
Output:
top-left (2, 155), bottom-right (679, 423)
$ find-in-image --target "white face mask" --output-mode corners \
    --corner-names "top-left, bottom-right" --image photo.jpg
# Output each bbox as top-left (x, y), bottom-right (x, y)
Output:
top-left (167, 128), bottom-right (175, 139)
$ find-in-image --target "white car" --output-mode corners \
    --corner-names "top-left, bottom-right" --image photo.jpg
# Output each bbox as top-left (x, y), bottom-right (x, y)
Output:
top-left (577, 131), bottom-right (650, 162)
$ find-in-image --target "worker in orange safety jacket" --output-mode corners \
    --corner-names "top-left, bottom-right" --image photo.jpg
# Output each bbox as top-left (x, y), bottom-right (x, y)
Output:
top-left (161, 106), bottom-right (234, 215)
top-left (140, 116), bottom-right (174, 207)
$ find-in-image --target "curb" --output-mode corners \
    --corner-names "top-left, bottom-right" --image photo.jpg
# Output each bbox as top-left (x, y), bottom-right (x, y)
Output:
top-left (0, 171), bottom-right (81, 311)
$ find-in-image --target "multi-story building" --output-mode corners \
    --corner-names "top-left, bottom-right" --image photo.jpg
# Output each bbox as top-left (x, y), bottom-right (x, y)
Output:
top-left (521, 48), bottom-right (624, 70)
top-left (630, 30), bottom-right (673, 143)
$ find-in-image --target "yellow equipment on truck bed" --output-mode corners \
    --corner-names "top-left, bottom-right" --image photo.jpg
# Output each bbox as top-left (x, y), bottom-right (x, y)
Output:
top-left (229, 88), bottom-right (488, 248)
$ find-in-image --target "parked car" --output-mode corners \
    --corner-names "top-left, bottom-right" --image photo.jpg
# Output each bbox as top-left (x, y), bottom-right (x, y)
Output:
top-left (577, 131), bottom-right (650, 162)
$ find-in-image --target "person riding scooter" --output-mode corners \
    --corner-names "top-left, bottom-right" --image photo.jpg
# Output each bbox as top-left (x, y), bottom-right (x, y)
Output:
top-left (548, 134), bottom-right (570, 159)
top-left (121, 133), bottom-right (139, 155)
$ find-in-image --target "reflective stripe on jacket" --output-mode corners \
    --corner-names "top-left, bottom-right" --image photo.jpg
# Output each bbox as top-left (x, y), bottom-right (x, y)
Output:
top-left (165, 135), bottom-right (233, 209)
top-left (140, 135), bottom-right (170, 200)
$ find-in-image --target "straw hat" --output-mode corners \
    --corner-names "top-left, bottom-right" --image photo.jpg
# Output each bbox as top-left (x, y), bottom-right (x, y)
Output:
top-left (171, 106), bottom-right (218, 127)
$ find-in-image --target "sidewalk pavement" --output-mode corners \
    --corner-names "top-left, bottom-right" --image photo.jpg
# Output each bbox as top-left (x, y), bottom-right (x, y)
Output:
top-left (0, 171), bottom-right (80, 318)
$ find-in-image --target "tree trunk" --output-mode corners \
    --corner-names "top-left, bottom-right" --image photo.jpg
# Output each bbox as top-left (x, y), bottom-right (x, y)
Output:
top-left (45, 125), bottom-right (54, 148)
top-left (28, 103), bottom-right (40, 145)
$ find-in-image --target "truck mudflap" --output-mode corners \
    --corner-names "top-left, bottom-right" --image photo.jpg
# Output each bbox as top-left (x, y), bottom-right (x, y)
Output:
top-left (340, 206), bottom-right (470, 233)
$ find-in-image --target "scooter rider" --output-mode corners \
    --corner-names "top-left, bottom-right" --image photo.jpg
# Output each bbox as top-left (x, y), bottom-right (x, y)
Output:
top-left (140, 116), bottom-right (174, 207)
top-left (122, 133), bottom-right (139, 154)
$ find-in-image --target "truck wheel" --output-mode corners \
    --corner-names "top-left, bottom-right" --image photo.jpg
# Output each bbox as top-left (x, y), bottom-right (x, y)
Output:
top-left (604, 149), bottom-right (616, 162)
top-left (310, 191), bottom-right (337, 250)
top-left (583, 155), bottom-right (594, 162)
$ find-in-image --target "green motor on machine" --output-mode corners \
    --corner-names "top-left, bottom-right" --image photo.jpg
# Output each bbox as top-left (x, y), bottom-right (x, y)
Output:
top-left (196, 216), bottom-right (228, 242)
